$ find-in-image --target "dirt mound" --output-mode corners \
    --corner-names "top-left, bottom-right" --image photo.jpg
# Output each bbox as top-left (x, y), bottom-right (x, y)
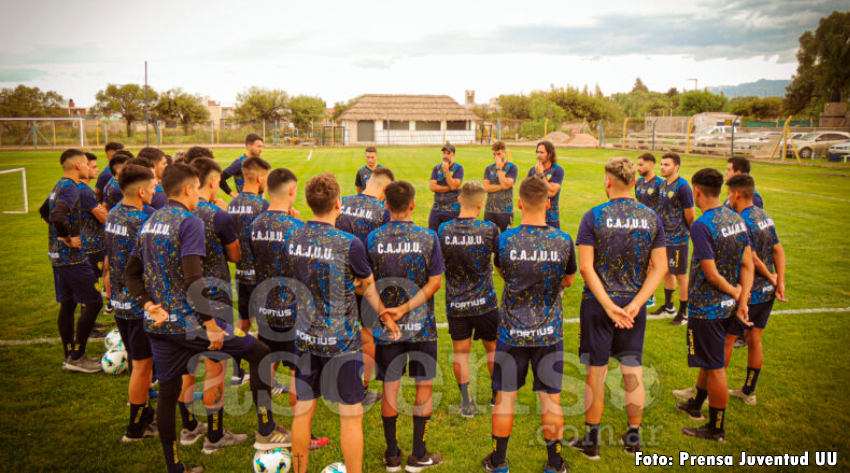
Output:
top-left (542, 131), bottom-right (571, 144)
top-left (542, 131), bottom-right (599, 146)
top-left (568, 133), bottom-right (599, 146)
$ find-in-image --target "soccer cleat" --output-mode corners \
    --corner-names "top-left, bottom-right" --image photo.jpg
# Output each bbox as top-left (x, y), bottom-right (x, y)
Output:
top-left (543, 457), bottom-right (569, 473)
top-left (63, 355), bottom-right (101, 374)
top-left (311, 434), bottom-right (330, 450)
top-left (620, 431), bottom-right (641, 454)
top-left (682, 423), bottom-right (726, 442)
top-left (669, 312), bottom-right (687, 326)
top-left (650, 305), bottom-right (675, 316)
top-left (675, 402), bottom-right (705, 421)
top-left (180, 422), bottom-right (208, 446)
top-left (121, 423), bottom-right (159, 443)
top-left (253, 426), bottom-right (291, 450)
top-left (729, 388), bottom-right (757, 406)
top-left (405, 450), bottom-right (442, 472)
top-left (89, 329), bottom-right (107, 339)
top-left (363, 390), bottom-right (382, 406)
top-left (672, 386), bottom-right (695, 401)
top-left (481, 452), bottom-right (509, 473)
top-left (645, 295), bottom-right (656, 308)
top-left (103, 303), bottom-right (115, 315)
top-left (460, 402), bottom-right (478, 418)
top-left (201, 429), bottom-right (248, 454)
top-left (734, 338), bottom-right (748, 349)
top-left (384, 448), bottom-right (403, 473)
top-left (231, 367), bottom-right (250, 387)
top-left (567, 437), bottom-right (600, 461)
top-left (271, 380), bottom-right (289, 396)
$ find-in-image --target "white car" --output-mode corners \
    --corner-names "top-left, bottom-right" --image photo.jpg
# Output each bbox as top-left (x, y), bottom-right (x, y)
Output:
top-left (828, 140), bottom-right (850, 162)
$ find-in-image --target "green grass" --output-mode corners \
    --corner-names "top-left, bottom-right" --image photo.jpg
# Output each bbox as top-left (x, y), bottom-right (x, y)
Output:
top-left (1, 146), bottom-right (849, 472)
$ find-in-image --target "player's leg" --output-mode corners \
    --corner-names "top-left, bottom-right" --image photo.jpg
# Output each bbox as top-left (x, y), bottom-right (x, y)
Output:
top-left (427, 210), bottom-right (440, 232)
top-left (339, 402), bottom-right (364, 473)
top-left (406, 342), bottom-right (441, 470)
top-left (484, 341), bottom-right (524, 471)
top-left (157, 375), bottom-right (199, 473)
top-left (449, 314), bottom-right (476, 416)
top-left (179, 374), bottom-right (206, 444)
top-left (681, 319), bottom-right (728, 440)
top-left (291, 399), bottom-right (318, 473)
top-left (674, 272), bottom-right (689, 320)
top-left (621, 364), bottom-right (645, 447)
top-left (232, 281), bottom-right (255, 386)
top-left (731, 300), bottom-right (772, 405)
top-left (118, 317), bottom-right (157, 442)
top-left (57, 263), bottom-right (103, 371)
top-left (539, 391), bottom-right (567, 472)
top-left (377, 343), bottom-right (406, 468)
top-left (475, 310), bottom-right (500, 406)
top-left (361, 327), bottom-right (381, 405)
top-left (201, 358), bottom-right (249, 454)
top-left (651, 250), bottom-right (676, 316)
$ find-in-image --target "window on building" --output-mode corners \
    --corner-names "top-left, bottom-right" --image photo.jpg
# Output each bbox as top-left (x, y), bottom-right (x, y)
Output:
top-left (447, 121), bottom-right (468, 131)
top-left (386, 120), bottom-right (410, 131)
top-left (415, 121), bottom-right (441, 131)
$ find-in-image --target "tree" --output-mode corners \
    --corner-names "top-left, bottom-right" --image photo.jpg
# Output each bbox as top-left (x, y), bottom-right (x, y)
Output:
top-left (287, 95), bottom-right (326, 133)
top-left (332, 96), bottom-right (360, 122)
top-left (632, 78), bottom-right (649, 93)
top-left (784, 11), bottom-right (850, 115)
top-left (529, 97), bottom-right (566, 125)
top-left (152, 88), bottom-right (209, 134)
top-left (675, 90), bottom-right (728, 115)
top-left (0, 85), bottom-right (65, 117)
top-left (666, 87), bottom-right (679, 98)
top-left (496, 94), bottom-right (532, 120)
top-left (726, 96), bottom-right (784, 119)
top-left (233, 87), bottom-right (289, 124)
top-left (594, 84), bottom-right (603, 98)
top-left (93, 84), bottom-right (157, 136)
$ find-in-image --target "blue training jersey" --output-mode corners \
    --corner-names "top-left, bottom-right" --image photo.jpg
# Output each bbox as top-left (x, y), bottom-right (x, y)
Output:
top-left (430, 162), bottom-right (464, 212)
top-left (355, 164), bottom-right (384, 192)
top-left (483, 162), bottom-right (519, 214)
top-left (77, 182), bottom-right (104, 255)
top-left (740, 206), bottom-right (779, 305)
top-left (336, 194), bottom-right (390, 243)
top-left (658, 176), bottom-right (694, 246)
top-left (228, 192), bottom-right (269, 283)
top-left (438, 217), bottom-right (499, 317)
top-left (44, 178), bottom-right (85, 267)
top-left (251, 210), bottom-right (303, 329)
top-left (105, 203), bottom-right (155, 320)
top-left (635, 175), bottom-right (664, 212)
top-left (527, 164), bottom-right (565, 224)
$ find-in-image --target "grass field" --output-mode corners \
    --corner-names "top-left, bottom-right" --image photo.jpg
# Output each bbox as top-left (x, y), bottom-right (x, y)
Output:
top-left (1, 146), bottom-right (848, 472)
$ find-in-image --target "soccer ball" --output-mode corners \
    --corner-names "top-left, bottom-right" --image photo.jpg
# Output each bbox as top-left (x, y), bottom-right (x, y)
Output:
top-left (321, 463), bottom-right (346, 473)
top-left (101, 348), bottom-right (128, 374)
top-left (253, 448), bottom-right (292, 473)
top-left (104, 329), bottom-right (123, 350)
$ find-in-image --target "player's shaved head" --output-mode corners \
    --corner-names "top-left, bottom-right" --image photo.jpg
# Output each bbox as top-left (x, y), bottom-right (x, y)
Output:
top-left (267, 168), bottom-right (297, 196)
top-left (726, 173), bottom-right (755, 199)
top-left (118, 164), bottom-right (155, 192)
top-left (305, 172), bottom-right (340, 215)
top-left (605, 157), bottom-right (637, 186)
top-left (385, 180), bottom-right (415, 213)
top-left (369, 167), bottom-right (395, 185)
top-left (191, 157), bottom-right (222, 187)
top-left (519, 176), bottom-right (549, 210)
top-left (242, 156), bottom-right (271, 179)
top-left (161, 163), bottom-right (200, 197)
top-left (59, 148), bottom-right (86, 168)
top-left (691, 168), bottom-right (724, 198)
top-left (109, 153), bottom-right (131, 173)
top-left (459, 180), bottom-right (486, 207)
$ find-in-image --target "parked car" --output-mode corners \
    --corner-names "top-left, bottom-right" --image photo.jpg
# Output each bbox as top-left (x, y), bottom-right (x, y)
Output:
top-left (827, 140), bottom-right (850, 162)
top-left (788, 131), bottom-right (850, 159)
top-left (695, 126), bottom-right (739, 141)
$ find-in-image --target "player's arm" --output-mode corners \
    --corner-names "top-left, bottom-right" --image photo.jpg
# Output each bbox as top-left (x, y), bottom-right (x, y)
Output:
top-left (773, 243), bottom-right (787, 301)
top-left (357, 274), bottom-right (401, 339)
top-left (90, 204), bottom-right (108, 224)
top-left (495, 167), bottom-right (516, 190)
top-left (219, 212), bottom-right (241, 263)
top-left (699, 259), bottom-right (740, 298)
top-left (125, 255), bottom-right (167, 327)
top-left (627, 246), bottom-right (668, 317)
top-left (684, 207), bottom-right (696, 228)
top-left (736, 246), bottom-right (755, 326)
top-left (751, 251), bottom-right (773, 282)
top-left (429, 180), bottom-right (450, 193)
top-left (224, 241), bottom-right (240, 263)
top-left (219, 160), bottom-right (240, 198)
top-left (481, 178), bottom-right (501, 193)
top-left (444, 168), bottom-right (462, 190)
top-left (39, 197), bottom-right (50, 223)
top-left (546, 181), bottom-right (561, 198)
top-left (381, 274), bottom-right (442, 322)
top-left (578, 245), bottom-right (631, 328)
top-left (50, 200), bottom-right (81, 249)
top-left (103, 255), bottom-right (110, 296)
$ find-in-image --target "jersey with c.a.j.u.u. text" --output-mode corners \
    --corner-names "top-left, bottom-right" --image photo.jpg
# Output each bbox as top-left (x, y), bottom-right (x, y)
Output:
top-left (494, 224), bottom-right (577, 347)
top-left (741, 205), bottom-right (780, 305)
top-left (228, 192), bottom-right (269, 283)
top-left (576, 198), bottom-right (665, 299)
top-left (336, 193), bottom-right (390, 243)
top-left (438, 217), bottom-right (499, 317)
top-left (251, 210), bottom-right (303, 329)
top-left (688, 206), bottom-right (752, 320)
top-left (105, 203), bottom-right (155, 320)
top-left (194, 198), bottom-right (238, 297)
top-left (367, 221), bottom-right (445, 344)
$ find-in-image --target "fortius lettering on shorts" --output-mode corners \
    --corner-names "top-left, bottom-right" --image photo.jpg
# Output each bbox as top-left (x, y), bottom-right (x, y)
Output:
top-left (450, 298), bottom-right (487, 309)
top-left (288, 244), bottom-right (334, 261)
top-left (398, 322), bottom-right (423, 332)
top-left (509, 250), bottom-right (561, 262)
top-left (509, 326), bottom-right (554, 338)
top-left (605, 218), bottom-right (650, 230)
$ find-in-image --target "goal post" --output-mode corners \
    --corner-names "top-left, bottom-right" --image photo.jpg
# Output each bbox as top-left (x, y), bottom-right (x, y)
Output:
top-left (0, 117), bottom-right (86, 149)
top-left (0, 168), bottom-right (28, 214)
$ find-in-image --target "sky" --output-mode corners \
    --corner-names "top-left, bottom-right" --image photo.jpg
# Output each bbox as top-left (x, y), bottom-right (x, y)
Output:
top-left (0, 0), bottom-right (845, 107)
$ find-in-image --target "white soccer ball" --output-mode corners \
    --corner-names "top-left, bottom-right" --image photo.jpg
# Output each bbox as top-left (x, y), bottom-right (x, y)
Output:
top-left (253, 448), bottom-right (292, 473)
top-left (104, 329), bottom-right (123, 350)
top-left (321, 462), bottom-right (346, 473)
top-left (101, 348), bottom-right (128, 374)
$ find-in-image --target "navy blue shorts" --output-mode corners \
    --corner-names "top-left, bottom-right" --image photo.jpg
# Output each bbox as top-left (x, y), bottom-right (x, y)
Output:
top-left (484, 212), bottom-right (513, 233)
top-left (428, 210), bottom-right (459, 232)
top-left (687, 317), bottom-right (731, 370)
top-left (258, 325), bottom-right (298, 371)
top-left (666, 244), bottom-right (689, 276)
top-left (727, 299), bottom-right (775, 337)
top-left (87, 251), bottom-right (106, 279)
top-left (447, 310), bottom-right (499, 342)
top-left (579, 296), bottom-right (647, 367)
top-left (146, 318), bottom-right (257, 383)
top-left (52, 263), bottom-right (101, 304)
top-left (492, 340), bottom-right (563, 394)
top-left (294, 350), bottom-right (364, 405)
top-left (238, 281), bottom-right (257, 321)
top-left (375, 341), bottom-right (438, 382)
top-left (546, 220), bottom-right (561, 230)
top-left (115, 316), bottom-right (153, 361)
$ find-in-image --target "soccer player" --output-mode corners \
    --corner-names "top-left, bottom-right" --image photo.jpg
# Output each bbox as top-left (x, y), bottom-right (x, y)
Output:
top-left (724, 157), bottom-right (764, 209)
top-left (568, 157), bottom-right (667, 460)
top-left (221, 133), bottom-right (264, 197)
top-left (724, 174), bottom-right (786, 405)
top-left (103, 151), bottom-right (132, 210)
top-left (482, 141), bottom-right (518, 232)
top-left (78, 152), bottom-right (109, 330)
top-left (125, 164), bottom-right (289, 473)
top-left (39, 149), bottom-right (104, 373)
top-left (355, 146), bottom-right (385, 194)
top-left (95, 141), bottom-right (125, 203)
top-left (137, 147), bottom-right (170, 209)
top-left (635, 153), bottom-right (664, 308)
top-left (673, 168), bottom-right (754, 442)
top-left (428, 143), bottom-right (464, 231)
top-left (104, 163), bottom-right (158, 441)
top-left (526, 141), bottom-right (565, 229)
top-left (284, 173), bottom-right (399, 473)
top-left (437, 181), bottom-right (500, 416)
top-left (367, 180), bottom-right (446, 471)
top-left (228, 157), bottom-right (271, 386)
top-left (336, 166), bottom-right (395, 406)
top-left (189, 156), bottom-right (248, 454)
top-left (483, 176), bottom-right (576, 473)
top-left (651, 152), bottom-right (695, 325)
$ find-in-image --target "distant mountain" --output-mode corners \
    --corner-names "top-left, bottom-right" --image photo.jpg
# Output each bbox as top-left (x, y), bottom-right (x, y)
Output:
top-left (708, 79), bottom-right (790, 98)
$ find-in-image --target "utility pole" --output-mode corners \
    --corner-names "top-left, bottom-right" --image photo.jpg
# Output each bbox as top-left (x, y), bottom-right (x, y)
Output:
top-left (687, 78), bottom-right (698, 92)
top-left (144, 61), bottom-right (150, 146)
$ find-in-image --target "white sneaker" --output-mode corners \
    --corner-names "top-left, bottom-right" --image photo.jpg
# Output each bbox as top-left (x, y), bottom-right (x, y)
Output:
top-left (672, 386), bottom-right (695, 401)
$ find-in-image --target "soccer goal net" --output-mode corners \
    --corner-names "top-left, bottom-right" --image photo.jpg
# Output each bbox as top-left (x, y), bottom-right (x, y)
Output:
top-left (0, 168), bottom-right (28, 214)
top-left (0, 117), bottom-right (86, 149)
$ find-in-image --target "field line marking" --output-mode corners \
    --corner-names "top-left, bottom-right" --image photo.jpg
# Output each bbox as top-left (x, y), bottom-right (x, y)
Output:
top-left (307, 150), bottom-right (313, 161)
top-left (3, 306), bottom-right (848, 345)
top-left (757, 186), bottom-right (850, 203)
